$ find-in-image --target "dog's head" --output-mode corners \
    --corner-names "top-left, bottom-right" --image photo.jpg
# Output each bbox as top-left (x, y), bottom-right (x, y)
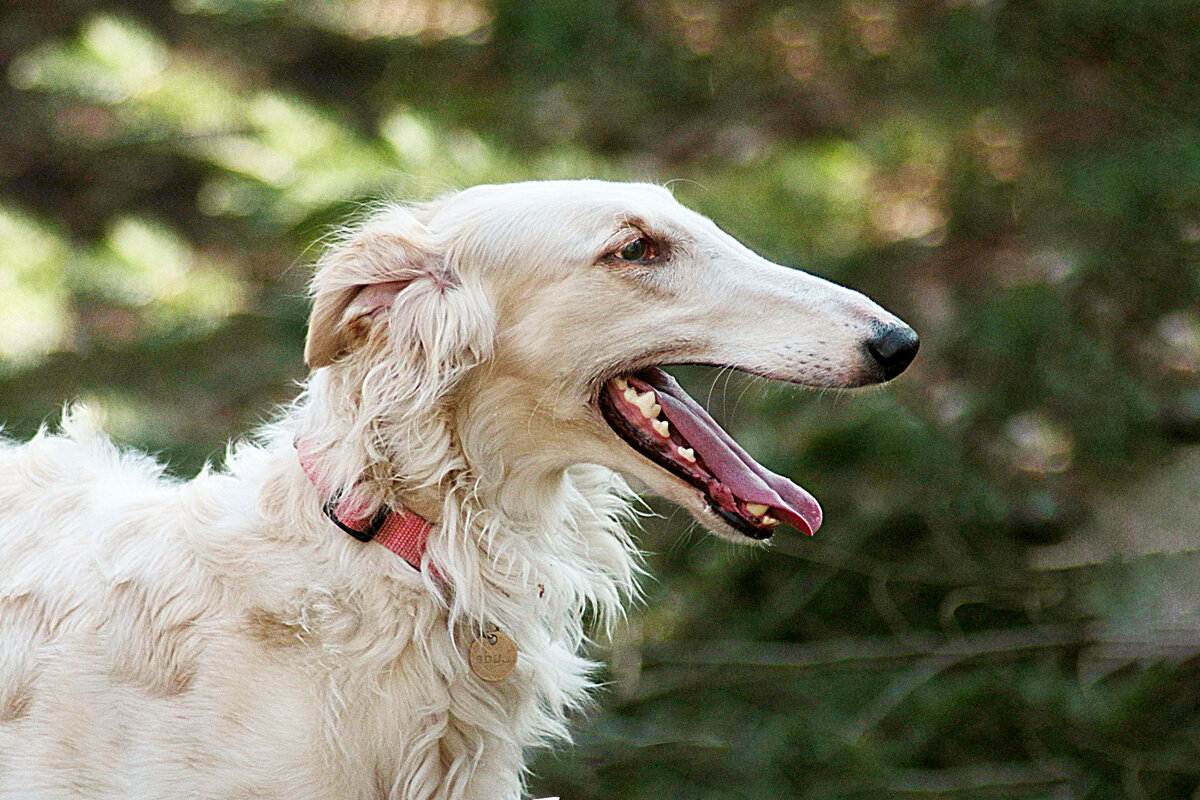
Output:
top-left (305, 180), bottom-right (917, 542)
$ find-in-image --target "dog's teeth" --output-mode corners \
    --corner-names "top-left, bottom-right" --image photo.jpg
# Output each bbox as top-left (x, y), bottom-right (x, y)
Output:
top-left (745, 503), bottom-right (769, 517)
top-left (614, 377), bottom-right (629, 391)
top-left (677, 446), bottom-right (696, 462)
top-left (623, 387), bottom-right (639, 403)
top-left (632, 391), bottom-right (660, 419)
top-left (651, 419), bottom-right (669, 438)
top-left (761, 515), bottom-right (780, 526)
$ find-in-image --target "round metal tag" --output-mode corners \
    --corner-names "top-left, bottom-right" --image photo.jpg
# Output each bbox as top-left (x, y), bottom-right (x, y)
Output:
top-left (469, 629), bottom-right (518, 682)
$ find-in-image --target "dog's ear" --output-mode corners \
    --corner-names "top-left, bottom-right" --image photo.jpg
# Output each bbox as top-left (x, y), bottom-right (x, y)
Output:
top-left (305, 205), bottom-right (493, 374)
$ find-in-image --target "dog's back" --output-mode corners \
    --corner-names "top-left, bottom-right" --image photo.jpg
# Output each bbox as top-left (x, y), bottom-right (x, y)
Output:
top-left (2, 415), bottom-right (181, 791)
top-left (0, 414), bottom-right (345, 798)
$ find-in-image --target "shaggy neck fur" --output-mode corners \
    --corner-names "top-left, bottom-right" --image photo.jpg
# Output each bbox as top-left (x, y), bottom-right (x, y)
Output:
top-left (266, 362), bottom-right (640, 798)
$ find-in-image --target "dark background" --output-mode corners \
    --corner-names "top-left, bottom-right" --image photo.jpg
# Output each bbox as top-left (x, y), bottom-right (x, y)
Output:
top-left (2, 1), bottom-right (1200, 797)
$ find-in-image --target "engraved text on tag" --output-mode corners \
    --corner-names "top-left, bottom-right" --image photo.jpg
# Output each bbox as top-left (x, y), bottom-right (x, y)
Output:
top-left (469, 628), bottom-right (518, 682)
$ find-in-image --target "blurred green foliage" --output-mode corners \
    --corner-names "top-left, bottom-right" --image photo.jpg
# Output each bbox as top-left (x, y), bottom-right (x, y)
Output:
top-left (2, 1), bottom-right (1200, 797)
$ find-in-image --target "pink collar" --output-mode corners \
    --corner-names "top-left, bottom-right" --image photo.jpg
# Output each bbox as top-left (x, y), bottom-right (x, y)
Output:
top-left (296, 440), bottom-right (434, 573)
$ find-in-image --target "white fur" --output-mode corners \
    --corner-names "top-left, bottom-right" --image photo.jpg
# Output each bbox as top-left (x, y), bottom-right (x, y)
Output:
top-left (0, 180), bottom-right (906, 799)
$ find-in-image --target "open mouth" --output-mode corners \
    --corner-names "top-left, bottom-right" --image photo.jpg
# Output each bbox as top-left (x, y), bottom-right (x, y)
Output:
top-left (598, 368), bottom-right (822, 540)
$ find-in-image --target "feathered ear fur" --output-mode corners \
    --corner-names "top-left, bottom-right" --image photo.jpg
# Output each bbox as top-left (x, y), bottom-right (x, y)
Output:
top-left (305, 204), bottom-right (494, 378)
top-left (300, 203), bottom-right (494, 497)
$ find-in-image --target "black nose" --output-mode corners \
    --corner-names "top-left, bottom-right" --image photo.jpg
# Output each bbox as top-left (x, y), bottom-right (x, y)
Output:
top-left (866, 323), bottom-right (920, 380)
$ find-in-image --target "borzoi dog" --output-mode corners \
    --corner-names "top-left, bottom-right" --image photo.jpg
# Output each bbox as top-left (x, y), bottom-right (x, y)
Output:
top-left (0, 180), bottom-right (917, 799)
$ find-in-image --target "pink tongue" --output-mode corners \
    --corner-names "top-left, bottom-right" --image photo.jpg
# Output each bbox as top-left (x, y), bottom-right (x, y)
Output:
top-left (641, 370), bottom-right (822, 536)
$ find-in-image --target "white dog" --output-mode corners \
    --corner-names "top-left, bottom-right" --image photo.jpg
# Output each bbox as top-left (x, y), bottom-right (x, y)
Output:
top-left (0, 180), bottom-right (917, 799)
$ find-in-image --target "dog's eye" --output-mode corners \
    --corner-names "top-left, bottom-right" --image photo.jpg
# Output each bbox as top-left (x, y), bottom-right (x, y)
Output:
top-left (615, 237), bottom-right (658, 263)
top-left (619, 239), bottom-right (650, 261)
top-left (606, 231), bottom-right (665, 265)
